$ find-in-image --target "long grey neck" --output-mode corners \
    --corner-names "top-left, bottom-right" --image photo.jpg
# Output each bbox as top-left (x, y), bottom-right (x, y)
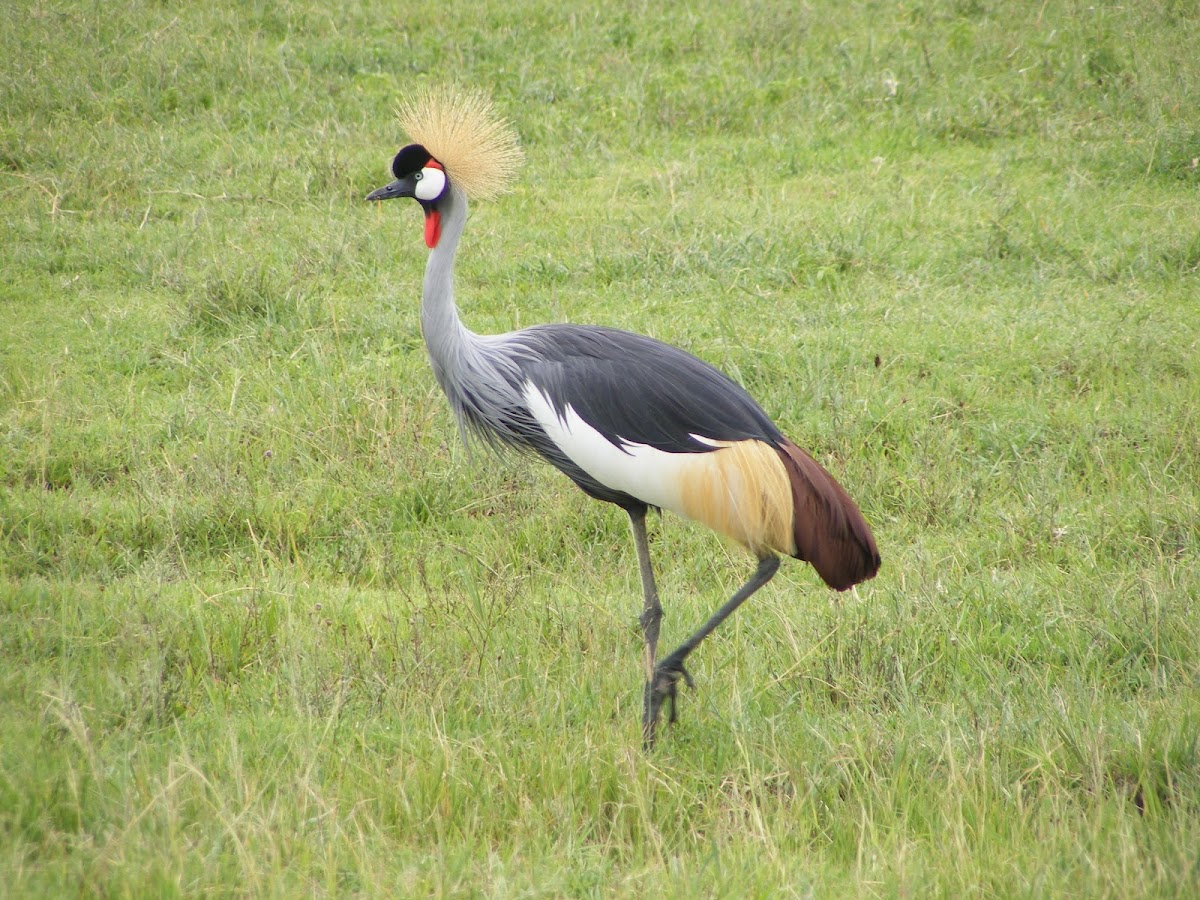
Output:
top-left (420, 184), bottom-right (479, 390)
top-left (415, 184), bottom-right (540, 452)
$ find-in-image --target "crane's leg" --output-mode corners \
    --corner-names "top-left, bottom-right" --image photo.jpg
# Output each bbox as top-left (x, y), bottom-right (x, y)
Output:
top-left (645, 554), bottom-right (780, 745)
top-left (628, 507), bottom-right (669, 746)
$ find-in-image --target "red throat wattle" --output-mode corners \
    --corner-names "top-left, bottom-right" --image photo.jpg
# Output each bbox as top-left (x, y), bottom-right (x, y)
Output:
top-left (424, 208), bottom-right (441, 248)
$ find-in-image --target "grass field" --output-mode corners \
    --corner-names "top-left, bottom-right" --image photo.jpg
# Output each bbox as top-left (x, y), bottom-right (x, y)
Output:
top-left (3, 0), bottom-right (1199, 895)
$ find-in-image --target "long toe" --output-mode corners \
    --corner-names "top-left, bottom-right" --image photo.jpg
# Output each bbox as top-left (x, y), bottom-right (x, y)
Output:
top-left (642, 680), bottom-right (661, 748)
top-left (668, 663), bottom-right (694, 724)
top-left (643, 679), bottom-right (676, 748)
top-left (642, 657), bottom-right (696, 745)
top-left (677, 661), bottom-right (694, 690)
top-left (650, 659), bottom-right (692, 726)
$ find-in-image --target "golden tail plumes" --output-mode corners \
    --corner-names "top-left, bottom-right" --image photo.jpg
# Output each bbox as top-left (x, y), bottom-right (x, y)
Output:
top-left (774, 439), bottom-right (880, 591)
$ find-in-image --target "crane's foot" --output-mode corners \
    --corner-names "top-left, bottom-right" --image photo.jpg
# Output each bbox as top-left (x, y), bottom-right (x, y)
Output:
top-left (642, 655), bottom-right (694, 749)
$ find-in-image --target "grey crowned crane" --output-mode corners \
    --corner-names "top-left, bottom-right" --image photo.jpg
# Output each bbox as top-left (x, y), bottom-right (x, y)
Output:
top-left (366, 87), bottom-right (880, 746)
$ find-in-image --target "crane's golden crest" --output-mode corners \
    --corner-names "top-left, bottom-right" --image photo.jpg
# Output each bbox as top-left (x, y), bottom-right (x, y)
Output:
top-left (397, 86), bottom-right (524, 201)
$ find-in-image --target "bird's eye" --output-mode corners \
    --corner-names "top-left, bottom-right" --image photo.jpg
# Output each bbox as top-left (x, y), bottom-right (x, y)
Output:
top-left (414, 172), bottom-right (423, 180)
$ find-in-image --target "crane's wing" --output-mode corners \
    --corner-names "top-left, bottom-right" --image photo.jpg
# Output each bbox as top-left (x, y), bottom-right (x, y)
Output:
top-left (508, 324), bottom-right (782, 452)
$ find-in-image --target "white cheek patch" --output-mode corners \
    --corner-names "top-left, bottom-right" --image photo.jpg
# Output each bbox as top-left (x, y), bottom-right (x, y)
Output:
top-left (415, 166), bottom-right (446, 202)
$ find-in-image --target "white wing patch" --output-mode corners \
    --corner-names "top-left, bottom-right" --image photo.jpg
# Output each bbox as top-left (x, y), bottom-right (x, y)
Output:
top-left (523, 383), bottom-right (691, 516)
top-left (522, 382), bottom-right (797, 555)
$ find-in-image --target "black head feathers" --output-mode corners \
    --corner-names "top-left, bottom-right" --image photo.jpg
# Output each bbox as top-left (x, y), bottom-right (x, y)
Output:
top-left (392, 144), bottom-right (435, 179)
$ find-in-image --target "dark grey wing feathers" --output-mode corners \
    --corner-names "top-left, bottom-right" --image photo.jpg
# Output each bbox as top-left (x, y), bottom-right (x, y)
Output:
top-left (509, 325), bottom-right (782, 452)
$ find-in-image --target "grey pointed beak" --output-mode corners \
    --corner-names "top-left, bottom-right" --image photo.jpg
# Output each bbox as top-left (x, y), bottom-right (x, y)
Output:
top-left (365, 179), bottom-right (411, 202)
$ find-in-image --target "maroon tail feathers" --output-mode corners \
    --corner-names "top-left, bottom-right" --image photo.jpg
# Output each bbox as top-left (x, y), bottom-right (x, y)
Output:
top-left (774, 439), bottom-right (880, 591)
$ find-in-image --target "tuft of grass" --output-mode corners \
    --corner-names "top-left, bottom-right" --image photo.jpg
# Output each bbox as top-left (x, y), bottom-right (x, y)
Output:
top-left (2, 0), bottom-right (1199, 894)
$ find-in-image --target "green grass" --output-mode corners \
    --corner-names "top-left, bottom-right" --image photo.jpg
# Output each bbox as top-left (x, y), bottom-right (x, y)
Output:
top-left (3, 0), bottom-right (1199, 894)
